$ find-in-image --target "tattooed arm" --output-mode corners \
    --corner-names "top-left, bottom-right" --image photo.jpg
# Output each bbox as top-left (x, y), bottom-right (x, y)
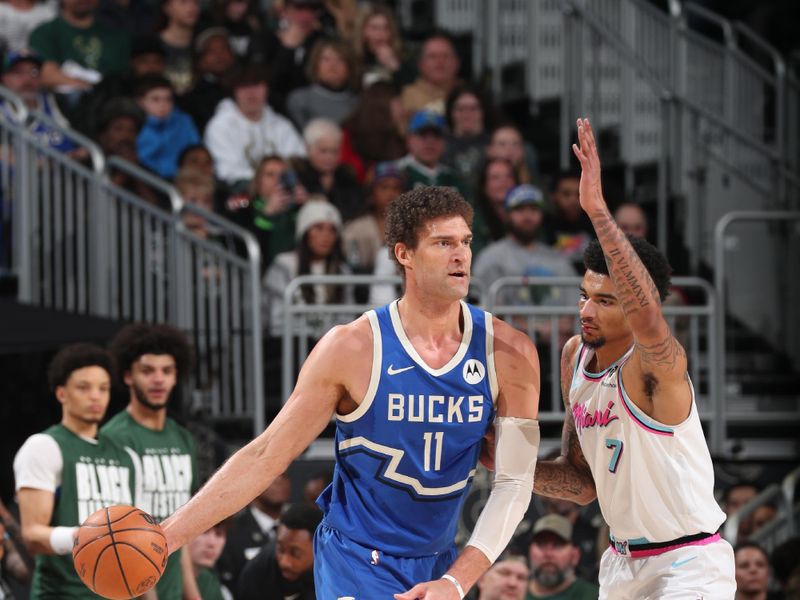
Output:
top-left (572, 118), bottom-right (690, 425)
top-left (533, 336), bottom-right (596, 505)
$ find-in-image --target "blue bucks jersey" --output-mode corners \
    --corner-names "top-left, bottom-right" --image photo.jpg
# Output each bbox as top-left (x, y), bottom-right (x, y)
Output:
top-left (319, 300), bottom-right (498, 557)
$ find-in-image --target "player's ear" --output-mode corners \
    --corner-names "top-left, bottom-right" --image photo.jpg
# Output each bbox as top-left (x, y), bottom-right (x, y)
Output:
top-left (55, 386), bottom-right (66, 405)
top-left (395, 242), bottom-right (412, 269)
top-left (123, 370), bottom-right (133, 386)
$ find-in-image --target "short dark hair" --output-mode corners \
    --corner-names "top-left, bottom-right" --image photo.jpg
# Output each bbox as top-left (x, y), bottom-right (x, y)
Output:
top-left (133, 74), bottom-right (173, 99)
top-left (279, 503), bottom-right (323, 536)
top-left (723, 481), bottom-right (760, 505)
top-left (734, 541), bottom-right (769, 561)
top-left (228, 64), bottom-right (269, 90)
top-left (110, 322), bottom-right (193, 379)
top-left (420, 29), bottom-right (457, 55)
top-left (47, 343), bottom-right (115, 392)
top-left (583, 235), bottom-right (672, 302)
top-left (385, 186), bottom-right (473, 271)
top-left (550, 169), bottom-right (580, 193)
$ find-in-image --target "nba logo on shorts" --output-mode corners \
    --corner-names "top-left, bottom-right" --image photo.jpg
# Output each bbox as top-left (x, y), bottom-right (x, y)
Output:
top-left (463, 359), bottom-right (485, 384)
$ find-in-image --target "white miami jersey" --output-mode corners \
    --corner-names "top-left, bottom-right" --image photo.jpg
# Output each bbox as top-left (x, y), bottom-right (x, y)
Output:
top-left (569, 343), bottom-right (725, 546)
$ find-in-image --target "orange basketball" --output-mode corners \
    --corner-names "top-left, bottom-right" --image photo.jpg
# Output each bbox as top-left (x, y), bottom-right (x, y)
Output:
top-left (73, 505), bottom-right (168, 600)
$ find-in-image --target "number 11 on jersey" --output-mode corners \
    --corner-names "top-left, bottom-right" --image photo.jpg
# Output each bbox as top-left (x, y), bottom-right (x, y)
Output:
top-left (423, 432), bottom-right (443, 471)
top-left (605, 438), bottom-right (623, 473)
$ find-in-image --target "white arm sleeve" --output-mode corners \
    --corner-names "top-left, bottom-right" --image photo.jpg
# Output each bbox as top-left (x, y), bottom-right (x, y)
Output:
top-left (466, 417), bottom-right (539, 563)
top-left (13, 433), bottom-right (63, 492)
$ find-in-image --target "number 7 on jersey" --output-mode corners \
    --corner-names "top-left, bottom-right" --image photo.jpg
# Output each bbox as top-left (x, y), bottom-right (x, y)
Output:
top-left (605, 438), bottom-right (623, 473)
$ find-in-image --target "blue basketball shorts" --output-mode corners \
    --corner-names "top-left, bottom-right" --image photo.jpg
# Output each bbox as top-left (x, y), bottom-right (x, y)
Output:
top-left (313, 523), bottom-right (457, 599)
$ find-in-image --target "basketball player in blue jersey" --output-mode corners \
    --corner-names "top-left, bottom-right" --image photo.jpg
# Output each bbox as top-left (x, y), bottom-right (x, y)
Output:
top-left (158, 186), bottom-right (543, 599)
top-left (531, 119), bottom-right (736, 598)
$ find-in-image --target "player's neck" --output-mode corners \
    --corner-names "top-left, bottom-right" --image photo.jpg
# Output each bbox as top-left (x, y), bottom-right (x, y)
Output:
top-left (61, 417), bottom-right (99, 440)
top-left (736, 592), bottom-right (768, 600)
top-left (126, 399), bottom-right (167, 431)
top-left (396, 294), bottom-right (463, 343)
top-left (590, 336), bottom-right (634, 372)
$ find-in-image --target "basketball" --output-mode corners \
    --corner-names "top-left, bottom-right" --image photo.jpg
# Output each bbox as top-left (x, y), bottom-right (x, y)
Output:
top-left (72, 505), bottom-right (168, 600)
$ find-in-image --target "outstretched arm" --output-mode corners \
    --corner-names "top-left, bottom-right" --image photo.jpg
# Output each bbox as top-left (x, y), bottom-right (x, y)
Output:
top-left (533, 336), bottom-right (596, 505)
top-left (161, 320), bottom-right (372, 552)
top-left (572, 118), bottom-right (689, 422)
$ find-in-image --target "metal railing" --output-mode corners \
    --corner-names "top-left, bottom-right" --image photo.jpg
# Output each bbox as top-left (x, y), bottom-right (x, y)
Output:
top-left (0, 86), bottom-right (264, 436)
top-left (725, 466), bottom-right (800, 551)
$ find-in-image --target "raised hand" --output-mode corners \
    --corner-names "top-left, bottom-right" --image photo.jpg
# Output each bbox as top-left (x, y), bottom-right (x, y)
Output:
top-left (571, 118), bottom-right (605, 214)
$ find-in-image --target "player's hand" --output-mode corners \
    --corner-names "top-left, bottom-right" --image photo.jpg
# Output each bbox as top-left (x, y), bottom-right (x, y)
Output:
top-left (478, 426), bottom-right (495, 471)
top-left (571, 117), bottom-right (605, 214)
top-left (394, 578), bottom-right (461, 599)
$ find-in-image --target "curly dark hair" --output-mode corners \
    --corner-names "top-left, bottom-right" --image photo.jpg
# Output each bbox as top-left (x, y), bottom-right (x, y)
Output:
top-left (47, 343), bottom-right (115, 392)
top-left (280, 503), bottom-right (323, 536)
top-left (385, 186), bottom-right (473, 272)
top-left (583, 235), bottom-right (672, 302)
top-left (110, 322), bottom-right (193, 380)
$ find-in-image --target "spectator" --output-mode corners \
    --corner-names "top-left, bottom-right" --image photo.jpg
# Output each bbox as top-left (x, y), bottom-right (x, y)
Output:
top-left (205, 64), bottom-right (306, 186)
top-left (351, 3), bottom-right (413, 87)
top-left (0, 498), bottom-right (31, 595)
top-left (199, 0), bottom-right (261, 59)
top-left (77, 33), bottom-right (166, 135)
top-left (262, 199), bottom-right (353, 338)
top-left (237, 503), bottom-right (322, 600)
top-left (526, 515), bottom-right (599, 600)
top-left (302, 469), bottom-right (332, 505)
top-left (157, 0), bottom-right (200, 95)
top-left (542, 170), bottom-right (594, 270)
top-left (540, 496), bottom-right (598, 581)
top-left (473, 184), bottom-right (577, 309)
top-left (342, 161), bottom-right (405, 275)
top-left (294, 118), bottom-right (363, 222)
top-left (443, 83), bottom-right (493, 194)
top-left (29, 0), bottom-right (129, 95)
top-left (178, 142), bottom-right (215, 176)
top-left (0, 519), bottom-right (16, 598)
top-left (613, 202), bottom-right (648, 239)
top-left (175, 167), bottom-right (218, 240)
top-left (400, 31), bottom-right (460, 119)
top-left (217, 472), bottom-right (292, 592)
top-left (96, 0), bottom-right (155, 35)
top-left (287, 37), bottom-right (358, 131)
top-left (369, 243), bottom-right (399, 307)
top-left (339, 80), bottom-right (406, 183)
top-left (256, 0), bottom-right (324, 115)
top-left (225, 154), bottom-right (308, 271)
top-left (0, 0), bottom-right (56, 54)
top-left (0, 50), bottom-right (82, 157)
top-left (724, 482), bottom-right (760, 542)
top-left (135, 74), bottom-right (200, 179)
top-left (471, 157), bottom-right (519, 256)
top-left (486, 123), bottom-right (538, 185)
top-left (751, 504), bottom-right (777, 535)
top-left (94, 97), bottom-right (163, 206)
top-left (475, 553), bottom-right (529, 600)
top-left (395, 110), bottom-right (464, 192)
top-left (735, 542), bottom-right (780, 600)
top-left (771, 537), bottom-right (800, 596)
top-left (188, 519), bottom-right (234, 600)
top-left (177, 27), bottom-right (235, 133)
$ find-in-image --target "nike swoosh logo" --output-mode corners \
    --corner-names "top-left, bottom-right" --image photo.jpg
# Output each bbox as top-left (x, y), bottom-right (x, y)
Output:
top-left (387, 364), bottom-right (414, 375)
top-left (671, 556), bottom-right (697, 568)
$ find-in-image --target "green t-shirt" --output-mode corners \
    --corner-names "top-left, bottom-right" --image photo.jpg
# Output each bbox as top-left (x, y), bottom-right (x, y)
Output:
top-left (25, 424), bottom-right (135, 599)
top-left (196, 568), bottom-right (225, 600)
top-left (102, 411), bottom-right (198, 600)
top-left (29, 16), bottom-right (130, 75)
top-left (525, 579), bottom-right (600, 600)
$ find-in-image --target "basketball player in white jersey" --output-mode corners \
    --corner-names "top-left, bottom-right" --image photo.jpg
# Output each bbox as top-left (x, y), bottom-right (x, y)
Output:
top-left (532, 119), bottom-right (736, 599)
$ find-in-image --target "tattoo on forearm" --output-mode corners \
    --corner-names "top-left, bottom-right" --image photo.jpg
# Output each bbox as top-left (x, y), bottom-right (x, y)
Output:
top-left (534, 461), bottom-right (594, 500)
top-left (590, 208), bottom-right (661, 315)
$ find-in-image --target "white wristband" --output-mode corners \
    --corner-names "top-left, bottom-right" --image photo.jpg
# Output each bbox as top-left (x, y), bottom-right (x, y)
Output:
top-left (49, 526), bottom-right (77, 555)
top-left (441, 574), bottom-right (465, 599)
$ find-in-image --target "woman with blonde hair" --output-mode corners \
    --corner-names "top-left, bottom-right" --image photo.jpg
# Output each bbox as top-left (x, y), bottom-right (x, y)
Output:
top-left (351, 3), bottom-right (414, 87)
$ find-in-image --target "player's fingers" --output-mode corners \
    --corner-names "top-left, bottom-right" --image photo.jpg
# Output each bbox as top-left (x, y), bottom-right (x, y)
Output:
top-left (584, 118), bottom-right (597, 151)
top-left (394, 584), bottom-right (426, 600)
top-left (572, 143), bottom-right (585, 162)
